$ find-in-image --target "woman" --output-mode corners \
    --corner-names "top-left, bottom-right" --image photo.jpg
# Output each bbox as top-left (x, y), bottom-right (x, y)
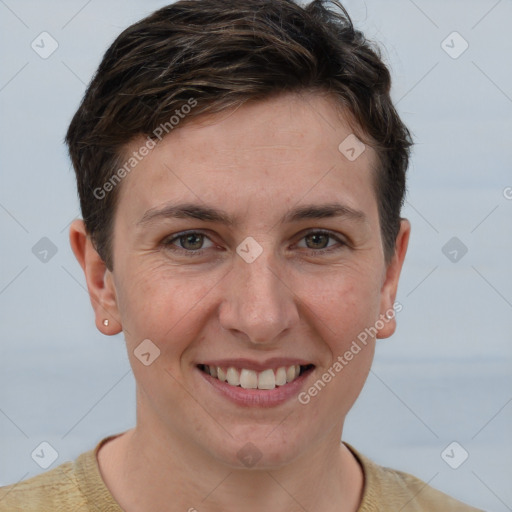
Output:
top-left (0, 0), bottom-right (483, 510)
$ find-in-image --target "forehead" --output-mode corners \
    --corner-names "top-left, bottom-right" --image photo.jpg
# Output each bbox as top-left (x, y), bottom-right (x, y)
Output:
top-left (116, 92), bottom-right (379, 226)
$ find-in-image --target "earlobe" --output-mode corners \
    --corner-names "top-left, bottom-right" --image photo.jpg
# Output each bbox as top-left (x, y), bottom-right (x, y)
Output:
top-left (69, 220), bottom-right (123, 335)
top-left (376, 219), bottom-right (411, 339)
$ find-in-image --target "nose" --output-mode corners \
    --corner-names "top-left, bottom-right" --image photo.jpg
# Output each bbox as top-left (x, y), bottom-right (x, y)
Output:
top-left (218, 247), bottom-right (300, 345)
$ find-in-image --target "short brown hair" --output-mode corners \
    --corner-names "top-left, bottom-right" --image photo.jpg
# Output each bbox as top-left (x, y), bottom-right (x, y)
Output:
top-left (66, 0), bottom-right (412, 270)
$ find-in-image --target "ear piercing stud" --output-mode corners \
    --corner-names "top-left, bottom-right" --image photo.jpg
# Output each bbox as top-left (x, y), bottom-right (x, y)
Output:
top-left (103, 319), bottom-right (109, 326)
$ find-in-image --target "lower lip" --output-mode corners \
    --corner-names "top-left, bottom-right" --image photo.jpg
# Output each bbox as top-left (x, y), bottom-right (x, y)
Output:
top-left (197, 367), bottom-right (313, 408)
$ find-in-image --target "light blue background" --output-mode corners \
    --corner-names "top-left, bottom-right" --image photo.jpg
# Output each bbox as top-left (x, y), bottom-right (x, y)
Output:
top-left (1, 1), bottom-right (511, 510)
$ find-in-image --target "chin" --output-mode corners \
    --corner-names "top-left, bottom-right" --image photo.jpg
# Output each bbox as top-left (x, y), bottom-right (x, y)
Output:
top-left (210, 424), bottom-right (310, 470)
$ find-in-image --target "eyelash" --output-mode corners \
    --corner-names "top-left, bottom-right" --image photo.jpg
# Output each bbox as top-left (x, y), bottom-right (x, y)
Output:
top-left (161, 229), bottom-right (347, 257)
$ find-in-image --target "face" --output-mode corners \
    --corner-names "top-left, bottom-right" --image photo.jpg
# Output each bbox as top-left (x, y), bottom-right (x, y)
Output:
top-left (81, 92), bottom-right (409, 468)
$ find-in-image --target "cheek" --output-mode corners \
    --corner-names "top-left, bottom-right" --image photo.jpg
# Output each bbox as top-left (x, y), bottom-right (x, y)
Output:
top-left (297, 264), bottom-right (382, 352)
top-left (116, 262), bottom-right (221, 354)
top-left (296, 270), bottom-right (378, 419)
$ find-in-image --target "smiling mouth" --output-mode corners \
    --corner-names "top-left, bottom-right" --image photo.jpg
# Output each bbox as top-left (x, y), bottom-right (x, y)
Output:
top-left (197, 364), bottom-right (314, 391)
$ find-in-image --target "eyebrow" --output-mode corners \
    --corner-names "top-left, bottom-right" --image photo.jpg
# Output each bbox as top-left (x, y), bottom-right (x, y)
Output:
top-left (137, 201), bottom-right (367, 227)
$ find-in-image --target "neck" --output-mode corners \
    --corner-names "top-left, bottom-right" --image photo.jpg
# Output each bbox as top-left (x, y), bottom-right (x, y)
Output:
top-left (97, 420), bottom-right (363, 512)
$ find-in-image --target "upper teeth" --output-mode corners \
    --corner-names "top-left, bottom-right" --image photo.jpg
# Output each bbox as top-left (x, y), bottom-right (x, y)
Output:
top-left (204, 365), bottom-right (301, 390)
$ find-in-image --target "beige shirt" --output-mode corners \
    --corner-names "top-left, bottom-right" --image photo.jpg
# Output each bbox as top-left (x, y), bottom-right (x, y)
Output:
top-left (0, 435), bottom-right (483, 511)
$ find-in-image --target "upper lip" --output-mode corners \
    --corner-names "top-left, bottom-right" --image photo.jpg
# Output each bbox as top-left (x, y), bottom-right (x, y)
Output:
top-left (199, 358), bottom-right (314, 372)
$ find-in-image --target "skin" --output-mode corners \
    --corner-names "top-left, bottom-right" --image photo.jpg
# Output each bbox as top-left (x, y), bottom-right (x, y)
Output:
top-left (70, 91), bottom-right (410, 512)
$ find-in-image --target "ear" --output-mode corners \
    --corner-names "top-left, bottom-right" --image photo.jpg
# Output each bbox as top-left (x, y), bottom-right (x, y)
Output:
top-left (69, 220), bottom-right (122, 335)
top-left (376, 218), bottom-right (410, 339)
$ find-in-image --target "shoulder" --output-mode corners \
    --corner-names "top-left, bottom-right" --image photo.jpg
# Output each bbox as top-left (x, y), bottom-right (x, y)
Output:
top-left (343, 443), bottom-right (484, 512)
top-left (0, 435), bottom-right (123, 512)
top-left (0, 460), bottom-right (87, 512)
